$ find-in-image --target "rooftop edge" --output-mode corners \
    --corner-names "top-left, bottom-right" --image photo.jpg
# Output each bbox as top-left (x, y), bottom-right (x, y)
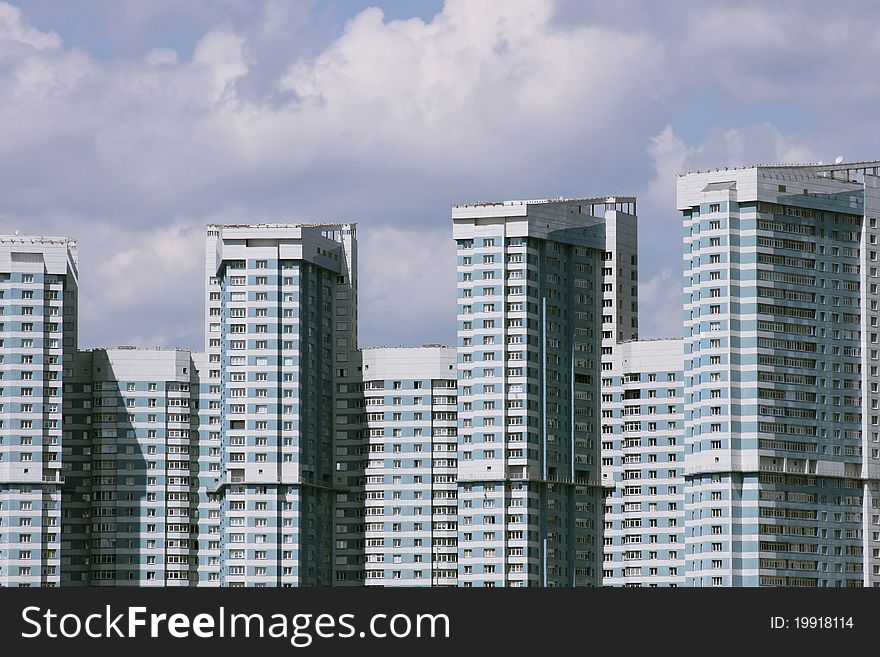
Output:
top-left (678, 160), bottom-right (880, 177)
top-left (452, 195), bottom-right (636, 209)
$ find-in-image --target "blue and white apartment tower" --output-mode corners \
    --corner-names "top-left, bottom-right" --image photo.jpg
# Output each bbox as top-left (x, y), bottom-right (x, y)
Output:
top-left (678, 161), bottom-right (880, 587)
top-left (0, 235), bottom-right (78, 587)
top-left (452, 196), bottom-right (637, 586)
top-left (62, 348), bottom-right (201, 586)
top-left (359, 346), bottom-right (458, 586)
top-left (203, 223), bottom-right (358, 586)
top-left (600, 338), bottom-right (685, 587)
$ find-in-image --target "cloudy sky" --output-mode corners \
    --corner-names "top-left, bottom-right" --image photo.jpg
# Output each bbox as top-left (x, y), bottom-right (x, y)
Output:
top-left (1, 0), bottom-right (878, 350)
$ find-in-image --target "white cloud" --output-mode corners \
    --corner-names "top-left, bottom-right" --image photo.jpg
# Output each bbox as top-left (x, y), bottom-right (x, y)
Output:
top-left (0, 2), bottom-right (61, 49)
top-left (358, 225), bottom-right (457, 347)
top-left (673, 124), bottom-right (818, 173)
top-left (278, 0), bottom-right (669, 191)
top-left (78, 222), bottom-right (205, 348)
top-left (638, 268), bottom-right (681, 339)
top-left (643, 125), bottom-right (688, 223)
top-left (682, 3), bottom-right (880, 111)
top-left (2, 0), bottom-right (674, 222)
top-left (145, 48), bottom-right (178, 66)
top-left (193, 29), bottom-right (248, 102)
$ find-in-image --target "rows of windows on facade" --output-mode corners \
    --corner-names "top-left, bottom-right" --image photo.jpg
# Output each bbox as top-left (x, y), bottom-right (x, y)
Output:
top-left (2, 162), bottom-right (880, 588)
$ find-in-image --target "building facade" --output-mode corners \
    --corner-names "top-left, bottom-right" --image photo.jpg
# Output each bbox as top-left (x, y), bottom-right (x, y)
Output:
top-left (203, 223), bottom-right (358, 587)
top-left (600, 338), bottom-right (685, 587)
top-left (0, 236), bottom-right (78, 587)
top-left (678, 162), bottom-right (880, 587)
top-left (8, 161), bottom-right (880, 588)
top-left (62, 348), bottom-right (200, 586)
top-left (451, 197), bottom-right (633, 586)
top-left (359, 347), bottom-right (458, 586)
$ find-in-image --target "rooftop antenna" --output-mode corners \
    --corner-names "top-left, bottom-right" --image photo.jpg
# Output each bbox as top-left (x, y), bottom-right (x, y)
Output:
top-left (834, 155), bottom-right (844, 164)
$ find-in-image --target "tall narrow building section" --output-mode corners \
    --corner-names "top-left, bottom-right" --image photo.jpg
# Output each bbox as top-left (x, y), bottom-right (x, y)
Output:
top-left (192, 351), bottom-right (222, 586)
top-left (0, 235), bottom-right (78, 587)
top-left (600, 338), bottom-right (685, 587)
top-left (203, 223), bottom-right (357, 586)
top-left (452, 197), bottom-right (634, 586)
top-left (359, 346), bottom-right (458, 587)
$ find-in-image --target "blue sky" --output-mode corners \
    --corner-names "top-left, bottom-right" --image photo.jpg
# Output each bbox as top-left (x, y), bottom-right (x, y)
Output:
top-left (15, 0), bottom-right (445, 59)
top-left (0, 0), bottom-right (878, 350)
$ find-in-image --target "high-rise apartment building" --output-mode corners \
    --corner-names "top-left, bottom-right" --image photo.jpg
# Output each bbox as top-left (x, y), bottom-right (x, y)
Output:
top-left (203, 223), bottom-right (358, 587)
top-left (600, 338), bottom-right (685, 587)
top-left (359, 346), bottom-right (458, 586)
top-left (62, 348), bottom-right (200, 586)
top-left (451, 197), bottom-right (635, 586)
top-left (678, 161), bottom-right (880, 587)
top-left (0, 235), bottom-right (78, 587)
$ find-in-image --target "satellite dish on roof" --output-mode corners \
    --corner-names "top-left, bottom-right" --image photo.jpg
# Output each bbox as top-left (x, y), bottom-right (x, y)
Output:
top-left (834, 155), bottom-right (844, 164)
